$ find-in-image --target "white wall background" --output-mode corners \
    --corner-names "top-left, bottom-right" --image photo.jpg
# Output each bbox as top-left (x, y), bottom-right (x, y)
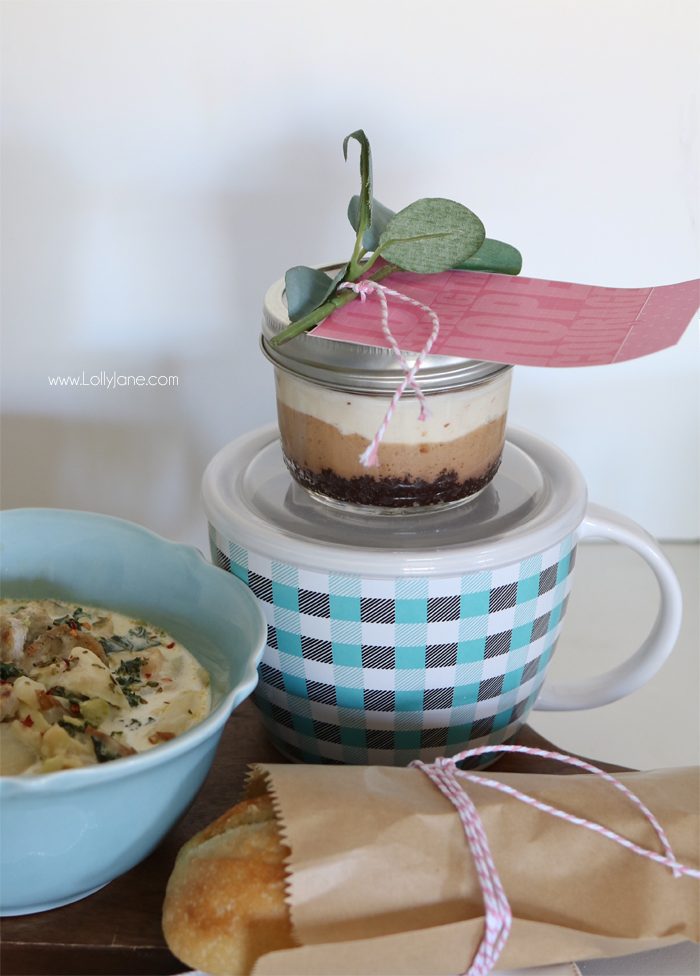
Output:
top-left (1, 0), bottom-right (698, 550)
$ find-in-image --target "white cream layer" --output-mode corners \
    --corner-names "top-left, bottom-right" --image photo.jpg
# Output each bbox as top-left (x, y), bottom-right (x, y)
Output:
top-left (275, 369), bottom-right (512, 444)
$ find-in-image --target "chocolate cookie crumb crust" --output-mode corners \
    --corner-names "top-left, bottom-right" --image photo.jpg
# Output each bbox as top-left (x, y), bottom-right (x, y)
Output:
top-left (284, 455), bottom-right (503, 508)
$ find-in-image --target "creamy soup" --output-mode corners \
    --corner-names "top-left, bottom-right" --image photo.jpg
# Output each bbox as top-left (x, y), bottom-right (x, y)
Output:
top-left (0, 599), bottom-right (211, 775)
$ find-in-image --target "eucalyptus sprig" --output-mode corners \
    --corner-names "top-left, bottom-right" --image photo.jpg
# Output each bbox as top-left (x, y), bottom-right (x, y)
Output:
top-left (270, 130), bottom-right (521, 347)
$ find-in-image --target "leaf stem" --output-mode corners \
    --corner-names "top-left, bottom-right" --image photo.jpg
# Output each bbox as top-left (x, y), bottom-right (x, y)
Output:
top-left (268, 291), bottom-right (356, 346)
top-left (348, 231), bottom-right (366, 280)
top-left (357, 249), bottom-right (381, 275)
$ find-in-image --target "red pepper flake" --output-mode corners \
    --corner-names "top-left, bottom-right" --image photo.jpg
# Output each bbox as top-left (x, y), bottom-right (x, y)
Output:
top-left (69, 702), bottom-right (81, 715)
top-left (144, 673), bottom-right (152, 679)
top-left (148, 731), bottom-right (175, 744)
top-left (37, 690), bottom-right (59, 711)
top-left (68, 619), bottom-right (79, 630)
top-left (166, 642), bottom-right (175, 649)
top-left (21, 714), bottom-right (34, 727)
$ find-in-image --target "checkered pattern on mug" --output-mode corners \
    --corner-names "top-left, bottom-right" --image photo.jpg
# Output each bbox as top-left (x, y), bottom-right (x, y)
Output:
top-left (209, 526), bottom-right (577, 764)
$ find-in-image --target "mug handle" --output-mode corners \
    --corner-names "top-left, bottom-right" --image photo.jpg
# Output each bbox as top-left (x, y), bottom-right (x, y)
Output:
top-left (534, 502), bottom-right (683, 711)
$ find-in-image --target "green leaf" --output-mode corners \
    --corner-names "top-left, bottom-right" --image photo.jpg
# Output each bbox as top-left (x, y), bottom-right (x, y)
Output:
top-left (0, 662), bottom-right (24, 681)
top-left (378, 198), bottom-right (485, 274)
top-left (348, 195), bottom-right (395, 251)
top-left (343, 130), bottom-right (373, 277)
top-left (453, 238), bottom-right (522, 276)
top-left (284, 265), bottom-right (347, 322)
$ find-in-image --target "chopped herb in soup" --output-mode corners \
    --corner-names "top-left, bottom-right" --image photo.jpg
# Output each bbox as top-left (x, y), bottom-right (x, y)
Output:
top-left (0, 599), bottom-right (210, 775)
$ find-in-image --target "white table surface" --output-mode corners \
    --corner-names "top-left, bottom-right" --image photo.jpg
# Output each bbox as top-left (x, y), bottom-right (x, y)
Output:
top-left (530, 541), bottom-right (699, 771)
top-left (578, 941), bottom-right (700, 976)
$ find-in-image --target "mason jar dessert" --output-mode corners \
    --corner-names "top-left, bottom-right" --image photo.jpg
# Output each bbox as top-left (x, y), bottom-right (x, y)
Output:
top-left (261, 275), bottom-right (512, 512)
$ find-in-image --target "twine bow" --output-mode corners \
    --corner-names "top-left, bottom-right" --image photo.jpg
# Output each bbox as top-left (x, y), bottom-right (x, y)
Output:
top-left (411, 744), bottom-right (700, 976)
top-left (338, 280), bottom-right (440, 468)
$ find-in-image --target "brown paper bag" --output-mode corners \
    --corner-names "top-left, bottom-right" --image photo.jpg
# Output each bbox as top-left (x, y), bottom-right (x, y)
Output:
top-left (247, 764), bottom-right (699, 975)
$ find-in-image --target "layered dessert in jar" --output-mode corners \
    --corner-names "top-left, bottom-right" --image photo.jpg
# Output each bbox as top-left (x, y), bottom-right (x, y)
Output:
top-left (274, 366), bottom-right (511, 509)
top-left (262, 276), bottom-right (512, 512)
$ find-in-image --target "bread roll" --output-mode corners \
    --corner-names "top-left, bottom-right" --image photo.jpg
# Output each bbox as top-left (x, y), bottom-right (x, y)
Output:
top-left (162, 791), bottom-right (296, 975)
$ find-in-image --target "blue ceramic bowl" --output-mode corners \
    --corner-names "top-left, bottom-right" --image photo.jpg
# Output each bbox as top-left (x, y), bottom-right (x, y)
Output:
top-left (0, 508), bottom-right (266, 916)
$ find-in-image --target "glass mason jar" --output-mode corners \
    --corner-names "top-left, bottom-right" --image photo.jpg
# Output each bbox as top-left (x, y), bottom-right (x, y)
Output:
top-left (261, 274), bottom-right (513, 513)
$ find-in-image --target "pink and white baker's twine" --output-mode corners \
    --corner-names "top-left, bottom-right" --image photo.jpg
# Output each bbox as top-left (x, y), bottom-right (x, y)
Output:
top-left (411, 745), bottom-right (700, 976)
top-left (338, 280), bottom-right (440, 468)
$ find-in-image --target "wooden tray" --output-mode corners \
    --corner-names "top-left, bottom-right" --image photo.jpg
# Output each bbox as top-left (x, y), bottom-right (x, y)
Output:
top-left (0, 700), bottom-right (622, 976)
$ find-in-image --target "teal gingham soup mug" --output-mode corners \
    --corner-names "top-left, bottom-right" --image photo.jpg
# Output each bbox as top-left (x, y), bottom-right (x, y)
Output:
top-left (203, 426), bottom-right (682, 766)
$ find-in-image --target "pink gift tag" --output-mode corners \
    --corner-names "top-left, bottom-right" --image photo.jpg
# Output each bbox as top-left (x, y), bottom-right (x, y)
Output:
top-left (312, 270), bottom-right (700, 367)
